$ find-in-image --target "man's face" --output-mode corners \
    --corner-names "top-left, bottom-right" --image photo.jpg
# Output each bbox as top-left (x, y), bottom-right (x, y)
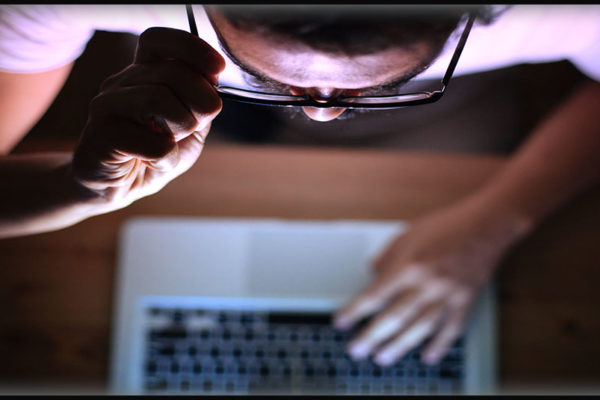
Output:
top-left (206, 8), bottom-right (438, 122)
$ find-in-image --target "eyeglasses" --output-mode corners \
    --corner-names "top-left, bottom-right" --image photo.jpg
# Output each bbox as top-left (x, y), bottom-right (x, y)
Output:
top-left (186, 5), bottom-right (474, 110)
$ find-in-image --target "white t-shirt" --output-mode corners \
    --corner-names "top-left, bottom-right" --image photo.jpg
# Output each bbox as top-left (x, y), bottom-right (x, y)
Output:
top-left (0, 4), bottom-right (599, 84)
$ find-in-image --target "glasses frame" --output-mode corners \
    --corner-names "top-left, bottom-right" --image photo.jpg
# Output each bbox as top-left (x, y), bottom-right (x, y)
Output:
top-left (186, 5), bottom-right (475, 110)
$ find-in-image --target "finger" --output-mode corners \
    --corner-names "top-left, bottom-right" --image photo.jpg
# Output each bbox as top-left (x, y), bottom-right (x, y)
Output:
top-left (104, 61), bottom-right (222, 135)
top-left (102, 118), bottom-right (177, 162)
top-left (135, 27), bottom-right (225, 83)
top-left (346, 289), bottom-right (428, 360)
top-left (74, 117), bottom-right (178, 187)
top-left (373, 303), bottom-right (445, 366)
top-left (421, 304), bottom-right (470, 365)
top-left (150, 124), bottom-right (211, 177)
top-left (91, 84), bottom-right (201, 142)
top-left (334, 264), bottom-right (424, 330)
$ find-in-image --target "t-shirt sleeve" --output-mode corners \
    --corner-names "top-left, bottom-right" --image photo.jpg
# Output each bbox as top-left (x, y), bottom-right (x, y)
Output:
top-left (0, 5), bottom-right (95, 73)
top-left (568, 31), bottom-right (600, 82)
top-left (555, 5), bottom-right (600, 82)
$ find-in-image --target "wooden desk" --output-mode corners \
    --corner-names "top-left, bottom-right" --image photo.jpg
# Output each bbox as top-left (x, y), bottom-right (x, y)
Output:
top-left (1, 142), bottom-right (600, 393)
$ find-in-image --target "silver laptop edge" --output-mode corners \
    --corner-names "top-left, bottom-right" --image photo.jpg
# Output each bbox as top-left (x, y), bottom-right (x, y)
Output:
top-left (109, 217), bottom-right (497, 395)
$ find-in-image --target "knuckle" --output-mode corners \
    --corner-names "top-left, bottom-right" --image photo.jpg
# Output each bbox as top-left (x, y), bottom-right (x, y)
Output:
top-left (402, 263), bottom-right (428, 283)
top-left (146, 84), bottom-right (173, 103)
top-left (430, 277), bottom-right (452, 294)
top-left (99, 75), bottom-right (117, 92)
top-left (206, 93), bottom-right (223, 116)
top-left (145, 134), bottom-right (176, 159)
top-left (88, 92), bottom-right (112, 118)
top-left (99, 64), bottom-right (137, 92)
top-left (443, 326), bottom-right (462, 340)
top-left (178, 115), bottom-right (201, 134)
top-left (138, 27), bottom-right (162, 45)
top-left (196, 86), bottom-right (223, 118)
top-left (450, 287), bottom-right (473, 307)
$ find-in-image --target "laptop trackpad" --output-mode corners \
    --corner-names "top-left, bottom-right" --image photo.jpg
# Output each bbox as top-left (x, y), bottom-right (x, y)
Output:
top-left (246, 229), bottom-right (371, 300)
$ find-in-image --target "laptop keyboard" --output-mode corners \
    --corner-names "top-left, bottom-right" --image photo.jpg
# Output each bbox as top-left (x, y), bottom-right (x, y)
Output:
top-left (143, 307), bottom-right (465, 395)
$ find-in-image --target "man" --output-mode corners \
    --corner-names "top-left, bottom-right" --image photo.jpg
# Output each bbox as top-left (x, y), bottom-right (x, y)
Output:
top-left (0, 4), bottom-right (599, 367)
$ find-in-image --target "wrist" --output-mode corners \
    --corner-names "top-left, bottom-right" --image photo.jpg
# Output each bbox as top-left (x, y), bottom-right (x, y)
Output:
top-left (464, 188), bottom-right (536, 250)
top-left (54, 161), bottom-right (121, 218)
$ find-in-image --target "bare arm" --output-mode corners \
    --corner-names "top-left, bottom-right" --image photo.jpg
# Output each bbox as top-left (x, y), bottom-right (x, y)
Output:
top-left (0, 28), bottom-right (225, 239)
top-left (476, 80), bottom-right (600, 227)
top-left (0, 65), bottom-right (73, 155)
top-left (335, 79), bottom-right (600, 365)
top-left (0, 65), bottom-right (91, 237)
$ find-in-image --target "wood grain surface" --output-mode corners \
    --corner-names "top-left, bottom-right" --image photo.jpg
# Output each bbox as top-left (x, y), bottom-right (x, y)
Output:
top-left (1, 140), bottom-right (600, 393)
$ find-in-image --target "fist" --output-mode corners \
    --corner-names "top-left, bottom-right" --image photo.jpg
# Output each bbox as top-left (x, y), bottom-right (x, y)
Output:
top-left (72, 27), bottom-right (225, 209)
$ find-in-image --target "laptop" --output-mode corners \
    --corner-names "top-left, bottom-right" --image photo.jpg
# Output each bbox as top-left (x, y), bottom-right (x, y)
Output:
top-left (109, 217), bottom-right (497, 395)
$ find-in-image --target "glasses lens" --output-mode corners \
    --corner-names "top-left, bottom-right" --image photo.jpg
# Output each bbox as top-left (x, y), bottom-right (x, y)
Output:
top-left (217, 48), bottom-right (445, 100)
top-left (218, 60), bottom-right (297, 95)
top-left (216, 86), bottom-right (303, 102)
top-left (340, 91), bottom-right (435, 105)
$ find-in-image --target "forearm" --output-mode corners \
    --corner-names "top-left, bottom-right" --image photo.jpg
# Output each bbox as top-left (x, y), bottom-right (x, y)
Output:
top-left (471, 80), bottom-right (600, 237)
top-left (0, 152), bottom-right (112, 238)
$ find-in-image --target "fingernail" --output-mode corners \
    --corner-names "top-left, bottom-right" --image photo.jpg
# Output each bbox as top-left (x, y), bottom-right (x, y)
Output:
top-left (348, 343), bottom-right (370, 359)
top-left (422, 352), bottom-right (440, 365)
top-left (333, 317), bottom-right (350, 330)
top-left (374, 351), bottom-right (396, 366)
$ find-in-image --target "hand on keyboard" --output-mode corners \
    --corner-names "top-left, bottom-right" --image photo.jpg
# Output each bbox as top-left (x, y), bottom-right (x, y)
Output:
top-left (333, 194), bottom-right (529, 365)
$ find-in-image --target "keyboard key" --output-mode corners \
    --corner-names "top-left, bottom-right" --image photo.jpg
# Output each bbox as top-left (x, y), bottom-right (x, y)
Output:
top-left (158, 345), bottom-right (175, 356)
top-left (170, 362), bottom-right (179, 373)
top-left (156, 328), bottom-right (187, 339)
top-left (143, 308), bottom-right (467, 395)
top-left (200, 330), bottom-right (211, 340)
top-left (146, 379), bottom-right (167, 391)
top-left (146, 360), bottom-right (157, 374)
top-left (260, 365), bottom-right (270, 376)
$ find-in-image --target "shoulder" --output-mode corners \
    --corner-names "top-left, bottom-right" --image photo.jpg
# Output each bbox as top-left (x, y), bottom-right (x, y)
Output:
top-left (0, 4), bottom-right (195, 73)
top-left (420, 5), bottom-right (600, 81)
top-left (467, 5), bottom-right (600, 80)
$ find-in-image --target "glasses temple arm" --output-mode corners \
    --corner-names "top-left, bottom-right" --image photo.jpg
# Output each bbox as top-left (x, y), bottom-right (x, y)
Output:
top-left (441, 13), bottom-right (475, 87)
top-left (186, 4), bottom-right (199, 36)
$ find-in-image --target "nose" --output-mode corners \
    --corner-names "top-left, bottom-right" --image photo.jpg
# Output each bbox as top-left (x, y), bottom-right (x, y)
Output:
top-left (290, 87), bottom-right (358, 122)
top-left (301, 106), bottom-right (347, 122)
